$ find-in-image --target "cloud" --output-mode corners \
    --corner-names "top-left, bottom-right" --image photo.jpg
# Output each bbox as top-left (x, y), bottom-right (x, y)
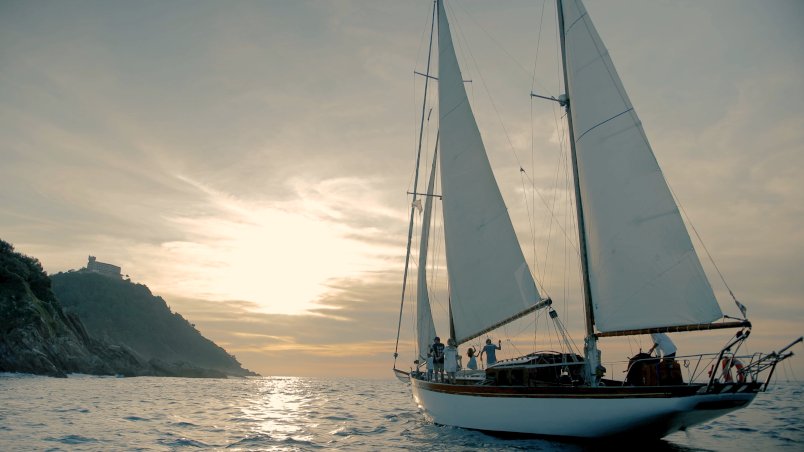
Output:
top-left (165, 271), bottom-right (405, 377)
top-left (1, 0), bottom-right (802, 379)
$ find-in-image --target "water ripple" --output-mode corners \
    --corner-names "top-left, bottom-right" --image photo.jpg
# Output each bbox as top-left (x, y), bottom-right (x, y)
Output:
top-left (45, 434), bottom-right (99, 445)
top-left (1, 375), bottom-right (801, 451)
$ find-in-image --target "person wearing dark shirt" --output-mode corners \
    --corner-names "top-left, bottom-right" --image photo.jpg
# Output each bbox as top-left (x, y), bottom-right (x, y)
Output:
top-left (429, 336), bottom-right (445, 382)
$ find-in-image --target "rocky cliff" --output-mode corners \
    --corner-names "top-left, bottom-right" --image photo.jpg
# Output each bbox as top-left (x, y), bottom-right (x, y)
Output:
top-left (1, 240), bottom-right (143, 376)
top-left (0, 239), bottom-right (255, 378)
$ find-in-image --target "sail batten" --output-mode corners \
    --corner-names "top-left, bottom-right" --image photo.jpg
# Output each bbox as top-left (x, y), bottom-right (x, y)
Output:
top-left (561, 0), bottom-right (723, 332)
top-left (436, 0), bottom-right (541, 343)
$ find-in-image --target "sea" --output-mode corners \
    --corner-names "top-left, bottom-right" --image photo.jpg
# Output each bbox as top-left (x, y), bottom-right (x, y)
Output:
top-left (0, 374), bottom-right (801, 451)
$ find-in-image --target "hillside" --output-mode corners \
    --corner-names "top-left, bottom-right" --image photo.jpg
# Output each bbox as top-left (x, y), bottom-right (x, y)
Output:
top-left (0, 240), bottom-right (149, 377)
top-left (50, 271), bottom-right (255, 377)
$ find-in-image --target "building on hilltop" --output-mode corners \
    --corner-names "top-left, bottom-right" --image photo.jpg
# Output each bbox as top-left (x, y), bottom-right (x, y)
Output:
top-left (87, 255), bottom-right (122, 279)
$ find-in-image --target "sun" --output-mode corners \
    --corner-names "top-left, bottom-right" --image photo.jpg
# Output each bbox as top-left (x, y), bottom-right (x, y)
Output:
top-left (147, 177), bottom-right (391, 315)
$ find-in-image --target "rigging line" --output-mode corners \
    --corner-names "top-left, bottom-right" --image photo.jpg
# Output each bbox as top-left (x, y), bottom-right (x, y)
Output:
top-left (528, 90), bottom-right (568, 289)
top-left (544, 32), bottom-right (574, 313)
top-left (409, 7), bottom-right (435, 189)
top-left (524, 99), bottom-right (576, 264)
top-left (430, 209), bottom-right (449, 327)
top-left (446, 1), bottom-right (524, 170)
top-left (509, 306), bottom-right (539, 339)
top-left (529, 0), bottom-right (549, 94)
top-left (452, 1), bottom-right (570, 287)
top-left (413, 1), bottom-right (432, 74)
top-left (395, 0), bottom-right (437, 365)
top-left (667, 182), bottom-right (741, 306)
top-left (408, 75), bottom-right (417, 190)
top-left (519, 170), bottom-right (544, 289)
top-left (529, 103), bottom-right (538, 278)
top-left (451, 0), bottom-right (539, 85)
top-left (528, 16), bottom-right (564, 291)
top-left (518, 164), bottom-right (579, 253)
top-left (528, 1), bottom-right (548, 280)
top-left (427, 145), bottom-right (447, 323)
top-left (541, 115), bottom-right (570, 289)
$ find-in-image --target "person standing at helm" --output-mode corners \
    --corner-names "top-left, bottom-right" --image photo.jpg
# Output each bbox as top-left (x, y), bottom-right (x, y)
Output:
top-left (649, 333), bottom-right (677, 359)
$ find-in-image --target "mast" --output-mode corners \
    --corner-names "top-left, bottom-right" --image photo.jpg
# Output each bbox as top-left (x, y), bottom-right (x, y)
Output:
top-left (435, 0), bottom-right (455, 346)
top-left (393, 0), bottom-right (437, 369)
top-left (557, 0), bottom-right (594, 337)
top-left (557, 0), bottom-right (600, 385)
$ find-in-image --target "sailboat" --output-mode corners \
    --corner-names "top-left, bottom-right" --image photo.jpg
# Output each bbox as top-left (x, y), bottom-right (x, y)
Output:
top-left (392, 0), bottom-right (801, 439)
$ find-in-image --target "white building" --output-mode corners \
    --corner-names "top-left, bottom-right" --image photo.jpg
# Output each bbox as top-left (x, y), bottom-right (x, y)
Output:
top-left (86, 255), bottom-right (122, 279)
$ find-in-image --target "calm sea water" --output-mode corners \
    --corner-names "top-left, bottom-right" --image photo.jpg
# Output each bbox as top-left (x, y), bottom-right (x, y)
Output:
top-left (0, 374), bottom-right (801, 451)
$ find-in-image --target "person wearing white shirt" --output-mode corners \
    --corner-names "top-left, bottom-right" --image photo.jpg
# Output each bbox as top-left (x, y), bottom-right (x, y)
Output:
top-left (649, 333), bottom-right (677, 359)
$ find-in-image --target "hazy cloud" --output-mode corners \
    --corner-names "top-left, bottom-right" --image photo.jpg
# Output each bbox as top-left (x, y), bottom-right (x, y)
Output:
top-left (1, 0), bottom-right (802, 378)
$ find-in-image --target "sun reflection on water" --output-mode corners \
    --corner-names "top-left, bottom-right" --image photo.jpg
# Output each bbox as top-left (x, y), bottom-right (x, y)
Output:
top-left (240, 377), bottom-right (313, 442)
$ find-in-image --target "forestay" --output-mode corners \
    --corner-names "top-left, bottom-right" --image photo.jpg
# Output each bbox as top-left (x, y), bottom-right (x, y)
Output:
top-left (560, 0), bottom-right (722, 332)
top-left (436, 1), bottom-right (541, 344)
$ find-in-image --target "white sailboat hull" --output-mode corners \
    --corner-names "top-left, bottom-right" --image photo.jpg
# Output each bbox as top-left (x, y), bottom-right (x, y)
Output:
top-left (411, 378), bottom-right (757, 438)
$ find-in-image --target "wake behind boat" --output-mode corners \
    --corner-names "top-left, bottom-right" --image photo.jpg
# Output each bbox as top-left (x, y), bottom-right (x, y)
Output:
top-left (391, 0), bottom-right (800, 439)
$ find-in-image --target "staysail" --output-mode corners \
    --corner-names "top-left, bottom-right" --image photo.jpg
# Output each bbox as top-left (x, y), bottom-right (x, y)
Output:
top-left (437, 0), bottom-right (542, 344)
top-left (416, 151), bottom-right (438, 361)
top-left (560, 0), bottom-right (722, 332)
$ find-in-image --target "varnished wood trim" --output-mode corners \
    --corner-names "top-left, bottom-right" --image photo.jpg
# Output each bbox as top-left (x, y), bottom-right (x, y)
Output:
top-left (412, 379), bottom-right (760, 399)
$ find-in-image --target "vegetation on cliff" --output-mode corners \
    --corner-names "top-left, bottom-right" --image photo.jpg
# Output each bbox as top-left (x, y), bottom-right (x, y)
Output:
top-left (0, 239), bottom-right (255, 378)
top-left (51, 271), bottom-right (254, 377)
top-left (0, 239), bottom-right (140, 376)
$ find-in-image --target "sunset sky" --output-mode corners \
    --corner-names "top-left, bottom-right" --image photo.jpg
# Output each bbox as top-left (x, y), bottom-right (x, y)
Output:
top-left (2, 0), bottom-right (802, 379)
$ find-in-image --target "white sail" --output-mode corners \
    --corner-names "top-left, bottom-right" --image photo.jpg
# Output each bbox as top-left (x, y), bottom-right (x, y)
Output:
top-left (437, 1), bottom-right (541, 343)
top-left (416, 152), bottom-right (438, 361)
top-left (560, 0), bottom-right (722, 332)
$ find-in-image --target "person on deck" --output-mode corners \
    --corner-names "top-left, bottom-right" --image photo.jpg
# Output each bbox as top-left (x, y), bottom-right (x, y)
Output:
top-left (649, 333), bottom-right (677, 359)
top-left (444, 338), bottom-right (459, 384)
top-left (430, 337), bottom-right (445, 382)
top-left (480, 338), bottom-right (502, 367)
top-left (466, 347), bottom-right (478, 370)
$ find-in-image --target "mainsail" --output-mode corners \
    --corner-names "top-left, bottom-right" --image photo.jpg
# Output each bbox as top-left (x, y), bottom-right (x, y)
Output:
top-left (416, 151), bottom-right (438, 361)
top-left (560, 0), bottom-right (722, 332)
top-left (437, 0), bottom-right (541, 344)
